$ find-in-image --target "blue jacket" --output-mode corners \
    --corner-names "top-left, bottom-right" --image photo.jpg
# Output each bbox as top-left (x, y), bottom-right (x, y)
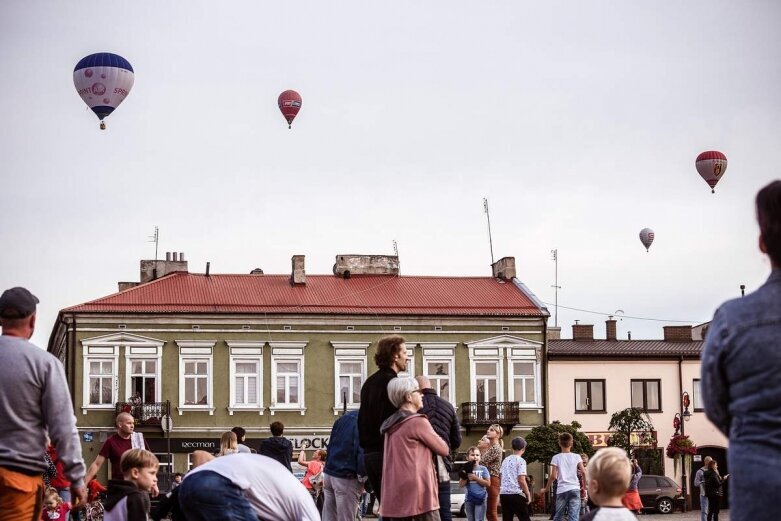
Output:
top-left (702, 270), bottom-right (781, 441)
top-left (701, 269), bottom-right (781, 521)
top-left (324, 411), bottom-right (365, 479)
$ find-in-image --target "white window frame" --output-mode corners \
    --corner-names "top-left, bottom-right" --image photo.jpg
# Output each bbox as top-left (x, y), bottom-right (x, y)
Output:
top-left (507, 349), bottom-right (541, 408)
top-left (80, 333), bottom-right (165, 415)
top-left (269, 341), bottom-right (308, 415)
top-left (227, 341), bottom-right (265, 415)
top-left (124, 345), bottom-right (163, 404)
top-left (421, 343), bottom-right (457, 406)
top-left (176, 340), bottom-right (216, 415)
top-left (466, 335), bottom-right (543, 405)
top-left (331, 341), bottom-right (369, 414)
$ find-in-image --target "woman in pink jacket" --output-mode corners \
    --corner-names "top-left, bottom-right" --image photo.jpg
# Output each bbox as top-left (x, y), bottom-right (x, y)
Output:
top-left (379, 377), bottom-right (450, 521)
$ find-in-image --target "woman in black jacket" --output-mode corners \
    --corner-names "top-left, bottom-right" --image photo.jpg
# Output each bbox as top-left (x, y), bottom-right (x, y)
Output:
top-left (704, 459), bottom-right (728, 521)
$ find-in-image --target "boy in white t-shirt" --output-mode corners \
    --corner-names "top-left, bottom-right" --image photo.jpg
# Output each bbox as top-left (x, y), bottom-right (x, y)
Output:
top-left (499, 437), bottom-right (531, 521)
top-left (541, 432), bottom-right (585, 521)
top-left (580, 447), bottom-right (638, 521)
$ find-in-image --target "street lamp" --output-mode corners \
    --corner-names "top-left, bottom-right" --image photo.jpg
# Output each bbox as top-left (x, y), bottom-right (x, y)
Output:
top-left (680, 392), bottom-right (692, 511)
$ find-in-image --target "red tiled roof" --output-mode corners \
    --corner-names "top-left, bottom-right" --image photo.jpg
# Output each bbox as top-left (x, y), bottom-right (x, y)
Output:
top-left (63, 273), bottom-right (545, 316)
top-left (548, 340), bottom-right (702, 357)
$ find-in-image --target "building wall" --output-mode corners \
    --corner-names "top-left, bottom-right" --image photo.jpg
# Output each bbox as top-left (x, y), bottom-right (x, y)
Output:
top-left (67, 314), bottom-right (547, 478)
top-left (548, 358), bottom-right (727, 487)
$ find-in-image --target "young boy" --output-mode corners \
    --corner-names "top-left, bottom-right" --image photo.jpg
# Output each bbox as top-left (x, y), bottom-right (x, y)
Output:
top-left (104, 448), bottom-right (159, 521)
top-left (459, 445), bottom-right (491, 521)
top-left (580, 447), bottom-right (637, 520)
top-left (541, 433), bottom-right (586, 521)
top-left (499, 437), bottom-right (532, 521)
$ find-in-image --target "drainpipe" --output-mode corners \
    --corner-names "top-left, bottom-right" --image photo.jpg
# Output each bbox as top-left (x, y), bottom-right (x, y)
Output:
top-left (543, 320), bottom-right (549, 425)
top-left (69, 315), bottom-right (77, 411)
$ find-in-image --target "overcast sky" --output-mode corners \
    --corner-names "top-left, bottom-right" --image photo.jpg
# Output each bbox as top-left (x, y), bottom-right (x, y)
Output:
top-left (2, 1), bottom-right (779, 347)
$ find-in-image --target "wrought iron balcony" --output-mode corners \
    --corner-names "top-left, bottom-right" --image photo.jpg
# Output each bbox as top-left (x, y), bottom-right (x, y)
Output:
top-left (460, 401), bottom-right (520, 434)
top-left (114, 401), bottom-right (170, 429)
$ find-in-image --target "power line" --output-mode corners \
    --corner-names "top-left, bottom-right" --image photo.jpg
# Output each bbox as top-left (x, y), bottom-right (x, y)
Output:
top-left (540, 301), bottom-right (703, 324)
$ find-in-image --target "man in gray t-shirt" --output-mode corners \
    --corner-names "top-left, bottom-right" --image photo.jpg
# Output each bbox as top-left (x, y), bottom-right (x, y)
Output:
top-left (0, 287), bottom-right (86, 519)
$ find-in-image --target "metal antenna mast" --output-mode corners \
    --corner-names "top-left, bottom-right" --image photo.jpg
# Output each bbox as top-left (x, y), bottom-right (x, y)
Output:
top-left (149, 226), bottom-right (159, 261)
top-left (551, 249), bottom-right (560, 327)
top-left (483, 198), bottom-right (495, 265)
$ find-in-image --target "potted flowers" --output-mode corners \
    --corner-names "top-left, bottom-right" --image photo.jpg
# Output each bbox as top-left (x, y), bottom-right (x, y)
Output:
top-left (666, 434), bottom-right (697, 477)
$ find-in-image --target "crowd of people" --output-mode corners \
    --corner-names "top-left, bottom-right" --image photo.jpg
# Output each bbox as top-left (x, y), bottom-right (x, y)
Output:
top-left (0, 180), bottom-right (778, 520)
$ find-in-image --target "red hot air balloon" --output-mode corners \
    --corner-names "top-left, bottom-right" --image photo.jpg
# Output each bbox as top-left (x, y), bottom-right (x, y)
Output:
top-left (278, 90), bottom-right (302, 129)
top-left (696, 151), bottom-right (728, 193)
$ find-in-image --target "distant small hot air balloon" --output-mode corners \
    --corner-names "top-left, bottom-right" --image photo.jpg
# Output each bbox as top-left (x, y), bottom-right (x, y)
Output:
top-left (639, 228), bottom-right (654, 252)
top-left (73, 53), bottom-right (134, 130)
top-left (696, 151), bottom-right (728, 193)
top-left (278, 90), bottom-right (302, 129)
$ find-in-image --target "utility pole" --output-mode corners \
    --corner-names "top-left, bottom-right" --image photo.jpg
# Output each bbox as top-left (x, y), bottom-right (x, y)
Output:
top-left (551, 249), bottom-right (560, 327)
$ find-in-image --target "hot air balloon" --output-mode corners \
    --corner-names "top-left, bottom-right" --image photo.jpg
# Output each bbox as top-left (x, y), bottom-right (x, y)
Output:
top-left (73, 53), bottom-right (134, 130)
top-left (278, 90), bottom-right (302, 129)
top-left (639, 228), bottom-right (654, 252)
top-left (696, 151), bottom-right (727, 193)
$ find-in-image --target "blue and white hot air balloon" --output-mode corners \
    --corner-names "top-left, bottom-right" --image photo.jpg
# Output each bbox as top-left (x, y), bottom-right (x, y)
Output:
top-left (73, 53), bottom-right (134, 129)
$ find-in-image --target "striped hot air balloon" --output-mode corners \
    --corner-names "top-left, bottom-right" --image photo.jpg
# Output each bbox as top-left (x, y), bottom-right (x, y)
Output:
top-left (73, 53), bottom-right (134, 130)
top-left (696, 151), bottom-right (728, 193)
top-left (639, 228), bottom-right (654, 252)
top-left (278, 90), bottom-right (302, 129)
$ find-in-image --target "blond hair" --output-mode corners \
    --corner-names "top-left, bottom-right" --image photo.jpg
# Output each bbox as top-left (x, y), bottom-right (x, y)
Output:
top-left (488, 424), bottom-right (505, 449)
top-left (219, 431), bottom-right (238, 456)
top-left (586, 447), bottom-right (632, 498)
top-left (120, 448), bottom-right (160, 474)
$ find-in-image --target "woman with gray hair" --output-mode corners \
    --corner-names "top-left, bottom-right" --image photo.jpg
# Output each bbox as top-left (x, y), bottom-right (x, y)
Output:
top-left (379, 377), bottom-right (449, 520)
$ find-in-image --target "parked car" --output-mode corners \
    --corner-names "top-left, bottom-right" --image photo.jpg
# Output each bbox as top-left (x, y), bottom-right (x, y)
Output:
top-left (450, 481), bottom-right (466, 517)
top-left (637, 474), bottom-right (681, 514)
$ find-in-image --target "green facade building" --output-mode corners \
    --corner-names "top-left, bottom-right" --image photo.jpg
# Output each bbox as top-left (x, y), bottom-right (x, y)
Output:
top-left (48, 253), bottom-right (549, 485)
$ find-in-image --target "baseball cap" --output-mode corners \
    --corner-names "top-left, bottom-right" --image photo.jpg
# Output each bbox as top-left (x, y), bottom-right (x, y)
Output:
top-left (512, 436), bottom-right (527, 451)
top-left (0, 287), bottom-right (39, 318)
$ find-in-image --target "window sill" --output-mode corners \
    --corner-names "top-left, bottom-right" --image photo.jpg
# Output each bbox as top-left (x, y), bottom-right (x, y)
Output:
top-left (81, 405), bottom-right (115, 414)
top-left (177, 406), bottom-right (215, 416)
top-left (574, 410), bottom-right (607, 414)
top-left (269, 405), bottom-right (306, 416)
top-left (228, 406), bottom-right (266, 416)
top-left (332, 405), bottom-right (360, 415)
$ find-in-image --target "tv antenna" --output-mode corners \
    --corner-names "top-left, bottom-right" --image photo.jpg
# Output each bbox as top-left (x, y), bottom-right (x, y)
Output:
top-left (483, 198), bottom-right (495, 265)
top-left (148, 226), bottom-right (159, 262)
top-left (551, 249), bottom-right (561, 327)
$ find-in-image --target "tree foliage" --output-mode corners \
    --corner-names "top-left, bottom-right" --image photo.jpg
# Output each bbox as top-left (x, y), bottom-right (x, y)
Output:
top-left (524, 420), bottom-right (594, 465)
top-left (607, 407), bottom-right (655, 456)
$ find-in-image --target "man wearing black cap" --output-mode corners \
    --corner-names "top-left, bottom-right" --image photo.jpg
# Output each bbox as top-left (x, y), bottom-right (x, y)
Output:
top-left (0, 287), bottom-right (87, 519)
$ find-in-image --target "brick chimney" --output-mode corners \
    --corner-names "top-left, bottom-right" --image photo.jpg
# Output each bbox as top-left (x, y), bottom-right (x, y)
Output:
top-left (139, 252), bottom-right (189, 283)
top-left (548, 326), bottom-right (561, 340)
top-left (606, 319), bottom-right (617, 341)
top-left (663, 325), bottom-right (693, 342)
top-left (491, 257), bottom-right (516, 280)
top-left (572, 323), bottom-right (594, 341)
top-left (291, 255), bottom-right (306, 285)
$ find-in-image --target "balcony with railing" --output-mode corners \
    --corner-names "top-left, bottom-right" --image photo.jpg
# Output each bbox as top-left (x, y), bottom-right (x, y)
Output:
top-left (114, 400), bottom-right (170, 430)
top-left (460, 401), bottom-right (520, 434)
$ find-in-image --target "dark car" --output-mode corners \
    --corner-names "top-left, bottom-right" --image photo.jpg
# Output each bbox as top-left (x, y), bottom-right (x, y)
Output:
top-left (638, 474), bottom-right (682, 514)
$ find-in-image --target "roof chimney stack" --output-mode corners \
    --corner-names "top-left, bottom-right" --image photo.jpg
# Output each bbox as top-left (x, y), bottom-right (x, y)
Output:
top-left (572, 323), bottom-right (594, 341)
top-left (291, 255), bottom-right (306, 285)
top-left (606, 318), bottom-right (617, 341)
top-left (663, 325), bottom-right (693, 342)
top-left (491, 257), bottom-right (516, 280)
top-left (140, 252), bottom-right (189, 283)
